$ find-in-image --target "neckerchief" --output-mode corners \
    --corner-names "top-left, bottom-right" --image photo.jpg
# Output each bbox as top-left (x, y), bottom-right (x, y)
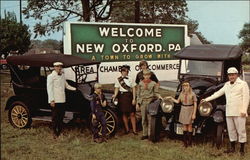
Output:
top-left (142, 79), bottom-right (152, 90)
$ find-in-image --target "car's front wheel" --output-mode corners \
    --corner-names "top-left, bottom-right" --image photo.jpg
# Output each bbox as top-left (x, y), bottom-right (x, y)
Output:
top-left (8, 101), bottom-right (32, 129)
top-left (215, 123), bottom-right (225, 149)
top-left (149, 116), bottom-right (161, 142)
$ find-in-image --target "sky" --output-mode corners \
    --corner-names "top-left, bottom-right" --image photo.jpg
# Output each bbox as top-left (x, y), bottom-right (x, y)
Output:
top-left (1, 0), bottom-right (249, 45)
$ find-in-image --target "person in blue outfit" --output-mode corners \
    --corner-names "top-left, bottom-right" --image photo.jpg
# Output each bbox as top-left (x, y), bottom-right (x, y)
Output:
top-left (91, 83), bottom-right (108, 143)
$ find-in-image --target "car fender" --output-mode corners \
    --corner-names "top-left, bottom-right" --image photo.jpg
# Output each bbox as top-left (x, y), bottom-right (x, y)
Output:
top-left (5, 95), bottom-right (30, 110)
top-left (148, 99), bottom-right (161, 116)
top-left (212, 105), bottom-right (226, 123)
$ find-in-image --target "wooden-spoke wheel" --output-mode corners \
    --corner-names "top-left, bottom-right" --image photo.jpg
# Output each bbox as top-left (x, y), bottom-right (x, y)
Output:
top-left (8, 101), bottom-right (31, 128)
top-left (98, 109), bottom-right (118, 136)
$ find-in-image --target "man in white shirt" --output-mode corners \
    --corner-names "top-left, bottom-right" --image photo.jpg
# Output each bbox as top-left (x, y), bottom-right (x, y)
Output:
top-left (47, 62), bottom-right (76, 138)
top-left (201, 67), bottom-right (249, 156)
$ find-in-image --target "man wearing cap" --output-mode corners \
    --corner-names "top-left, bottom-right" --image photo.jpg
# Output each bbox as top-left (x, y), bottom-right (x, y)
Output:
top-left (201, 67), bottom-right (249, 155)
top-left (47, 62), bottom-right (76, 138)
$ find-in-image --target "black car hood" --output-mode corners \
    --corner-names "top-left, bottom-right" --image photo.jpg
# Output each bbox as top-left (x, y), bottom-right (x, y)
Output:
top-left (189, 79), bottom-right (214, 89)
top-left (181, 77), bottom-right (218, 93)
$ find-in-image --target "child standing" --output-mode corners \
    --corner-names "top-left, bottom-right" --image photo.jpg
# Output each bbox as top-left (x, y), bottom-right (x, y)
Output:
top-left (137, 70), bottom-right (161, 140)
top-left (91, 83), bottom-right (107, 143)
top-left (166, 81), bottom-right (197, 147)
top-left (112, 65), bottom-right (137, 135)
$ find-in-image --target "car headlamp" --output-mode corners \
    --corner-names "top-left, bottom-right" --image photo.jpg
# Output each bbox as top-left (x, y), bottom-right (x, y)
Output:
top-left (161, 99), bottom-right (174, 113)
top-left (199, 101), bottom-right (213, 116)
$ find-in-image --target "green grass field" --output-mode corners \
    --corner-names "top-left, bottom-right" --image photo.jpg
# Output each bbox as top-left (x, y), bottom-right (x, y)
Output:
top-left (1, 71), bottom-right (250, 160)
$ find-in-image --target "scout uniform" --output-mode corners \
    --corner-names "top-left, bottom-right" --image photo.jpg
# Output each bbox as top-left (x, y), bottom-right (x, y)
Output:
top-left (90, 92), bottom-right (107, 141)
top-left (135, 70), bottom-right (159, 84)
top-left (137, 71), bottom-right (160, 138)
top-left (115, 75), bottom-right (136, 113)
top-left (178, 92), bottom-right (197, 125)
top-left (205, 67), bottom-right (249, 155)
top-left (47, 62), bottom-right (76, 137)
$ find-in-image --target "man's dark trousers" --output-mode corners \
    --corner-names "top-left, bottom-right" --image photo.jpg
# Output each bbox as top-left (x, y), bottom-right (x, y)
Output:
top-left (52, 103), bottom-right (66, 136)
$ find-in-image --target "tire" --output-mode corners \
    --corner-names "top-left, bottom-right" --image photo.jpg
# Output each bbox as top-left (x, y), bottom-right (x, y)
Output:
top-left (215, 124), bottom-right (224, 149)
top-left (149, 116), bottom-right (161, 142)
top-left (8, 101), bottom-right (32, 129)
top-left (2, 64), bottom-right (8, 70)
top-left (96, 109), bottom-right (118, 137)
top-left (166, 122), bottom-right (175, 139)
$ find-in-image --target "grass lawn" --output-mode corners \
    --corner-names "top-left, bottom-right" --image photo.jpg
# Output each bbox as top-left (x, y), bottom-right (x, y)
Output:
top-left (1, 71), bottom-right (250, 160)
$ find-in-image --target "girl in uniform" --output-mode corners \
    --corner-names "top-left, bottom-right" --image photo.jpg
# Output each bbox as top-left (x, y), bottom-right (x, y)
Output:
top-left (166, 81), bottom-right (197, 147)
top-left (112, 65), bottom-right (137, 135)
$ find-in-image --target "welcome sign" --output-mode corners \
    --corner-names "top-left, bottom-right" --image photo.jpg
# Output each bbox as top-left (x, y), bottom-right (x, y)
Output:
top-left (64, 22), bottom-right (189, 83)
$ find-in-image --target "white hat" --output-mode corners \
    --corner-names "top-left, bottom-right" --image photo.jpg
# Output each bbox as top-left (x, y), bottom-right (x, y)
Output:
top-left (227, 67), bottom-right (238, 74)
top-left (53, 62), bottom-right (63, 66)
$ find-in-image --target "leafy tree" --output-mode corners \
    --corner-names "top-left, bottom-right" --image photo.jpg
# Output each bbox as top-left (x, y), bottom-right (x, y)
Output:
top-left (0, 11), bottom-right (31, 57)
top-left (110, 0), bottom-right (187, 23)
top-left (110, 0), bottom-right (210, 44)
top-left (31, 39), bottom-right (62, 49)
top-left (42, 39), bottom-right (62, 50)
top-left (30, 39), bottom-right (43, 48)
top-left (23, 0), bottom-right (210, 44)
top-left (238, 23), bottom-right (250, 53)
top-left (23, 0), bottom-right (114, 38)
top-left (30, 39), bottom-right (63, 52)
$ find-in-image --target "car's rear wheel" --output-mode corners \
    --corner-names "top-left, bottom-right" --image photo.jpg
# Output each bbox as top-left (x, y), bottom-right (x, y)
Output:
top-left (97, 109), bottom-right (118, 137)
top-left (8, 101), bottom-right (32, 128)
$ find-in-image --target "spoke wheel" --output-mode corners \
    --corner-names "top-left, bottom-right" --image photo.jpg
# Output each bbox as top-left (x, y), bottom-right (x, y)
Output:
top-left (8, 101), bottom-right (32, 129)
top-left (97, 109), bottom-right (118, 136)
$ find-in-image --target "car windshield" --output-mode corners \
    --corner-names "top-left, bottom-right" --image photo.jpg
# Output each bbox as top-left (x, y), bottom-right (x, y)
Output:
top-left (180, 60), bottom-right (223, 77)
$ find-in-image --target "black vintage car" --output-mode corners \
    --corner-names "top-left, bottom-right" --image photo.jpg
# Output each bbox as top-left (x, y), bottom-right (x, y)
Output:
top-left (5, 54), bottom-right (118, 136)
top-left (149, 45), bottom-right (243, 148)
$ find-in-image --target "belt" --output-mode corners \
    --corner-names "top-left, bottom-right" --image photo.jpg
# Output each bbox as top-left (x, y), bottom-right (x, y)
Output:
top-left (182, 104), bottom-right (194, 107)
top-left (119, 91), bottom-right (131, 94)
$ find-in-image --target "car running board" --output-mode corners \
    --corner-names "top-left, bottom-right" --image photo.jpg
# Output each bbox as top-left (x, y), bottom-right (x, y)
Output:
top-left (32, 110), bottom-right (74, 123)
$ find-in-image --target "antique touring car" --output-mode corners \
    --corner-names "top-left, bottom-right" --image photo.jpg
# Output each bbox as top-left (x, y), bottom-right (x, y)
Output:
top-left (149, 45), bottom-right (243, 148)
top-left (5, 54), bottom-right (118, 136)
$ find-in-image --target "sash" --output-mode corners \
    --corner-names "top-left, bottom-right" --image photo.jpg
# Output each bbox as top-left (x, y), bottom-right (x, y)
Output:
top-left (118, 76), bottom-right (131, 91)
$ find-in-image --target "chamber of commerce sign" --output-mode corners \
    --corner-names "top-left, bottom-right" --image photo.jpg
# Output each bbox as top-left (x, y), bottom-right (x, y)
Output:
top-left (64, 22), bottom-right (187, 62)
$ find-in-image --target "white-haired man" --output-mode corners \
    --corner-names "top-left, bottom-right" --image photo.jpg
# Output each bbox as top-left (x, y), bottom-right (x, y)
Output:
top-left (201, 67), bottom-right (249, 156)
top-left (47, 62), bottom-right (76, 138)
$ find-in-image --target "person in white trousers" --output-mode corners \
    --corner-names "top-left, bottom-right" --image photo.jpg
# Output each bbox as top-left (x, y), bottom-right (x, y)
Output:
top-left (201, 67), bottom-right (249, 156)
top-left (47, 62), bottom-right (76, 138)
